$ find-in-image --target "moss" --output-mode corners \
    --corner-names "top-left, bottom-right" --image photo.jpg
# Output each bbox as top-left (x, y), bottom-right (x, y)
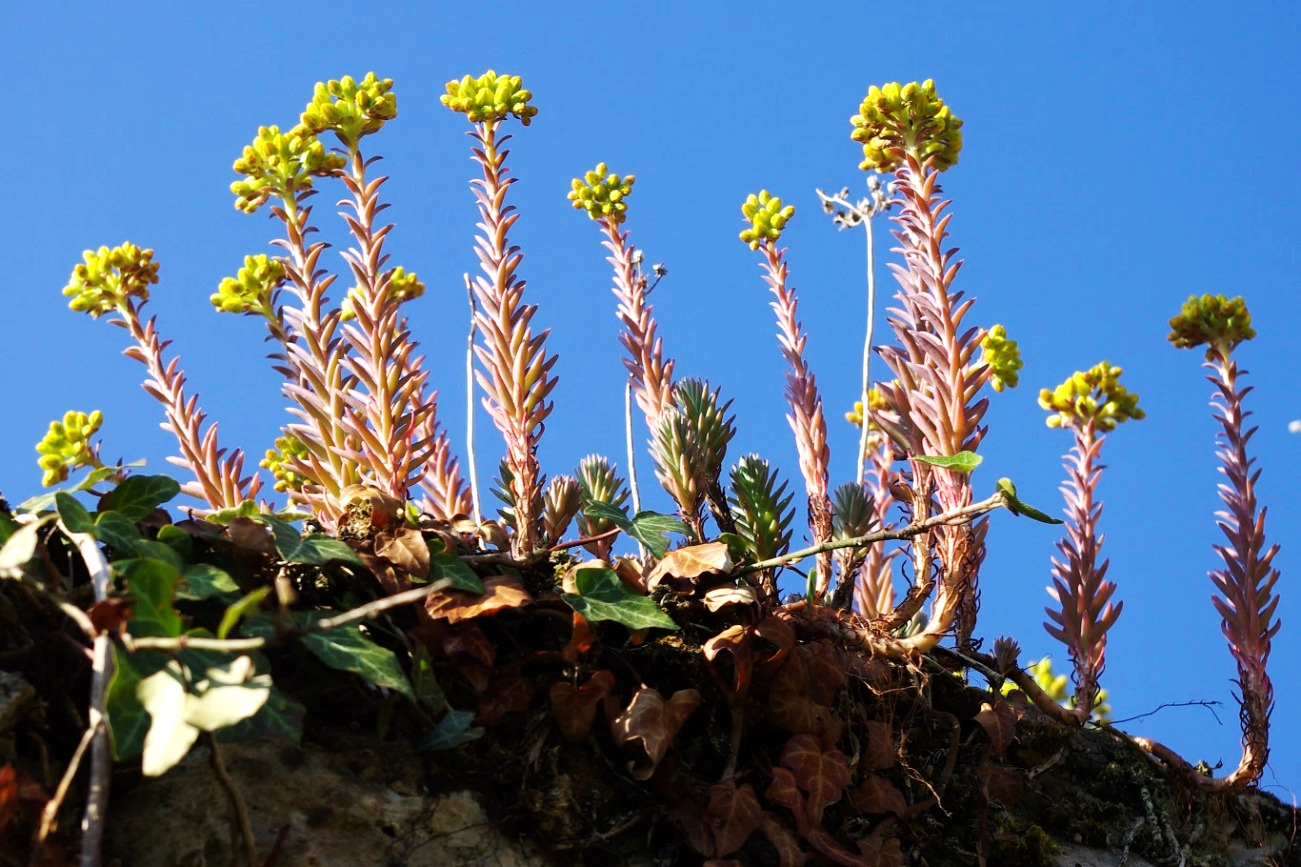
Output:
top-left (989, 823), bottom-right (1060, 866)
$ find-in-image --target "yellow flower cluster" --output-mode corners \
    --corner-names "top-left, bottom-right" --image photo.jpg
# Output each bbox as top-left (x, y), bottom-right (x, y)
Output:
top-left (441, 71), bottom-right (537, 126)
top-left (568, 163), bottom-right (635, 224)
top-left (739, 191), bottom-right (795, 250)
top-left (1167, 294), bottom-right (1255, 359)
top-left (340, 267), bottom-right (425, 321)
top-left (211, 254), bottom-right (286, 315)
top-left (230, 124), bottom-right (344, 214)
top-left (1039, 361), bottom-right (1145, 432)
top-left (62, 243), bottom-right (159, 317)
top-left (260, 435), bottom-right (311, 493)
top-left (36, 410), bottom-right (104, 486)
top-left (980, 324), bottom-right (1023, 392)
top-left (850, 80), bottom-right (963, 173)
top-left (300, 73), bottom-right (397, 146)
top-left (845, 387), bottom-right (889, 427)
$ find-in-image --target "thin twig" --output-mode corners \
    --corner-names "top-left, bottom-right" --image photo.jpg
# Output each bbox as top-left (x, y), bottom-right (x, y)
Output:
top-left (36, 720), bottom-right (95, 845)
top-left (463, 273), bottom-right (482, 526)
top-left (548, 527), bottom-right (621, 553)
top-left (207, 732), bottom-right (258, 866)
top-left (855, 213), bottom-right (877, 486)
top-left (740, 492), bottom-right (1005, 575)
top-left (623, 380), bottom-right (646, 560)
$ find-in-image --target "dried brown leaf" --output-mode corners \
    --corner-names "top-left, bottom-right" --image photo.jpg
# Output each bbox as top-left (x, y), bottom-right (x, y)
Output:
top-left (611, 686), bottom-right (702, 780)
top-left (426, 575), bottom-right (532, 623)
top-left (703, 583), bottom-right (758, 612)
top-left (374, 525), bottom-right (430, 581)
top-left (645, 541), bottom-right (732, 593)
top-left (549, 670), bottom-right (616, 743)
top-left (759, 811), bottom-right (808, 867)
top-left (705, 780), bottom-right (763, 856)
top-left (704, 625), bottom-right (753, 699)
top-left (225, 517), bottom-right (277, 559)
top-left (848, 774), bottom-right (906, 816)
top-left (562, 611), bottom-right (598, 662)
top-left (863, 720), bottom-right (897, 770)
top-left (338, 485), bottom-right (403, 536)
top-left (973, 699), bottom-right (1020, 757)
top-left (752, 615), bottom-right (795, 667)
top-left (478, 672), bottom-right (536, 726)
top-left (88, 598), bottom-right (132, 635)
top-left (440, 625), bottom-right (495, 692)
top-left (769, 648), bottom-right (843, 744)
top-left (780, 733), bottom-right (851, 821)
top-left (669, 799), bottom-right (715, 857)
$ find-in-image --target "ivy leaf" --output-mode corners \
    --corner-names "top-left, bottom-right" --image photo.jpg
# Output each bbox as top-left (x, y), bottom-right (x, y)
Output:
top-left (54, 492), bottom-right (96, 535)
top-left (129, 539), bottom-right (184, 574)
top-left (99, 475), bottom-right (181, 522)
top-left (583, 503), bottom-right (688, 558)
top-left (16, 461), bottom-right (144, 513)
top-left (177, 563), bottom-right (240, 601)
top-left (94, 511), bottom-right (143, 553)
top-left (418, 709), bottom-right (484, 752)
top-left (218, 588), bottom-right (272, 640)
top-left (293, 612), bottom-right (415, 700)
top-left (429, 552), bottom-right (484, 593)
top-left (0, 515), bottom-right (54, 578)
top-left (995, 478), bottom-right (1063, 525)
top-left (105, 645), bottom-right (164, 760)
top-left (119, 558), bottom-right (183, 637)
top-left (258, 516), bottom-right (362, 566)
top-left (561, 567), bottom-right (678, 631)
top-left (914, 451), bottom-right (982, 473)
top-left (218, 683), bottom-right (304, 744)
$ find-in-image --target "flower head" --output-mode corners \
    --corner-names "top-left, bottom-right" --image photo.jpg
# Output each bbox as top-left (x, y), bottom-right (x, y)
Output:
top-left (300, 73), bottom-right (397, 147)
top-left (568, 163), bottom-right (635, 224)
top-left (63, 243), bottom-right (159, 317)
top-left (1168, 294), bottom-right (1256, 359)
top-left (441, 71), bottom-right (537, 126)
top-left (845, 387), bottom-right (890, 427)
top-left (739, 190), bottom-right (795, 250)
top-left (260, 435), bottom-right (311, 493)
top-left (211, 254), bottom-right (287, 315)
top-left (1039, 362), bottom-right (1144, 432)
top-left (340, 266), bottom-right (425, 320)
top-left (980, 324), bottom-right (1023, 392)
top-left (230, 124), bottom-right (345, 214)
top-left (36, 410), bottom-right (104, 486)
top-left (851, 79), bottom-right (963, 173)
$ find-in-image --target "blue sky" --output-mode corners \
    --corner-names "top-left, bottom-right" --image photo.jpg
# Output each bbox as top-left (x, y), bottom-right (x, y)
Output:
top-left (7, 4), bottom-right (1299, 795)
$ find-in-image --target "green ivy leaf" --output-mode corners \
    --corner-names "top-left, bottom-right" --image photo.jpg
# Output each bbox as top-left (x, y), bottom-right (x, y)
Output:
top-left (94, 511), bottom-right (143, 553)
top-left (914, 451), bottom-right (983, 473)
top-left (418, 709), bottom-right (483, 752)
top-left (178, 563), bottom-right (240, 601)
top-left (583, 503), bottom-right (688, 558)
top-left (16, 462), bottom-right (144, 513)
top-left (292, 612), bottom-right (415, 700)
top-left (120, 558), bottom-right (184, 637)
top-left (99, 475), bottom-right (181, 522)
top-left (411, 645), bottom-right (448, 715)
top-left (156, 524), bottom-right (193, 561)
top-left (54, 492), bottom-right (96, 535)
top-left (105, 646), bottom-right (167, 761)
top-left (218, 588), bottom-right (272, 640)
top-left (429, 552), bottom-right (484, 593)
top-left (258, 516), bottom-right (362, 566)
top-left (995, 478), bottom-right (1063, 525)
top-left (218, 683), bottom-right (304, 744)
top-left (561, 567), bottom-right (678, 631)
top-left (129, 539), bottom-right (184, 574)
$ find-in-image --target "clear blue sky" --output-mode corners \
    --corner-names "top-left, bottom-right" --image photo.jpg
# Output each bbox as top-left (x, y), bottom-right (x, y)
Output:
top-left (6, 3), bottom-right (1299, 796)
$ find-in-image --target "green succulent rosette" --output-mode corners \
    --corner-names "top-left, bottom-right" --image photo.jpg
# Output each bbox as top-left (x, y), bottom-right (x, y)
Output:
top-left (1167, 294), bottom-right (1255, 359)
top-left (441, 71), bottom-right (537, 126)
top-left (739, 191), bottom-right (795, 250)
top-left (851, 79), bottom-right (963, 173)
top-left (568, 163), bottom-right (635, 224)
top-left (63, 243), bottom-right (159, 317)
top-left (1039, 361), bottom-right (1144, 433)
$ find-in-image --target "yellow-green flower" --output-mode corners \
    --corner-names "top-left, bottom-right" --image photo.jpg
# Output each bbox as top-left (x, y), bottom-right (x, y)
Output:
top-left (300, 73), bottom-right (397, 147)
top-left (230, 124), bottom-right (344, 214)
top-left (568, 163), bottom-right (635, 224)
top-left (36, 410), bottom-right (104, 486)
top-left (980, 324), bottom-right (1023, 392)
top-left (63, 243), bottom-right (159, 317)
top-left (845, 387), bottom-right (889, 427)
top-left (850, 80), bottom-right (963, 173)
top-left (260, 435), bottom-right (311, 493)
top-left (1039, 362), bottom-right (1145, 432)
top-left (211, 254), bottom-right (286, 315)
top-left (1167, 294), bottom-right (1256, 359)
top-left (340, 266), bottom-right (425, 320)
top-left (441, 71), bottom-right (537, 126)
top-left (739, 191), bottom-right (795, 250)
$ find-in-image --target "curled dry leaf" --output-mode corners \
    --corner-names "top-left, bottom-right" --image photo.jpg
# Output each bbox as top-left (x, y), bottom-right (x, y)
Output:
top-left (88, 597), bottom-right (132, 635)
top-left (612, 685), bottom-right (702, 780)
top-left (225, 516), bottom-right (278, 560)
top-left (426, 574), bottom-right (532, 623)
top-left (549, 669), bottom-right (617, 743)
top-left (705, 780), bottom-right (763, 857)
top-left (704, 625), bottom-right (753, 699)
top-left (439, 624), bottom-right (496, 692)
top-left (848, 774), bottom-right (907, 816)
top-left (703, 583), bottom-right (758, 612)
top-left (645, 541), bottom-right (733, 594)
top-left (373, 525), bottom-right (430, 581)
top-left (338, 484), bottom-right (403, 536)
top-left (973, 698), bottom-right (1021, 757)
top-left (561, 610), bottom-right (598, 662)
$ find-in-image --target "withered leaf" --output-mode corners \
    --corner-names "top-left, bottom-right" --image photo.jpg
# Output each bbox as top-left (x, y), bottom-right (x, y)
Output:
top-left (703, 625), bottom-right (753, 699)
top-left (549, 670), bottom-right (616, 743)
top-left (848, 774), bottom-right (906, 816)
top-left (561, 611), bottom-right (598, 662)
top-left (374, 525), bottom-right (430, 582)
top-left (668, 798), bottom-right (716, 857)
top-left (752, 615), bottom-right (795, 667)
top-left (768, 649), bottom-right (843, 744)
top-left (703, 583), bottom-right (758, 612)
top-left (976, 761), bottom-right (1024, 805)
top-left (611, 686), bottom-right (701, 780)
top-left (705, 780), bottom-right (762, 857)
top-left (973, 699), bottom-right (1021, 757)
top-left (224, 517), bottom-right (277, 559)
top-left (478, 672), bottom-right (536, 727)
top-left (645, 541), bottom-right (732, 593)
top-left (338, 485), bottom-right (403, 533)
top-left (426, 575), bottom-right (532, 623)
top-left (440, 625), bottom-right (495, 692)
top-left (88, 598), bottom-right (132, 635)
top-left (759, 812), bottom-right (808, 867)
top-left (780, 733), bottom-right (851, 822)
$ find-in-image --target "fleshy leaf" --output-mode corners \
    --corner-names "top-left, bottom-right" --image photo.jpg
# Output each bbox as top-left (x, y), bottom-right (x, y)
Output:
top-left (561, 567), bottom-right (678, 631)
